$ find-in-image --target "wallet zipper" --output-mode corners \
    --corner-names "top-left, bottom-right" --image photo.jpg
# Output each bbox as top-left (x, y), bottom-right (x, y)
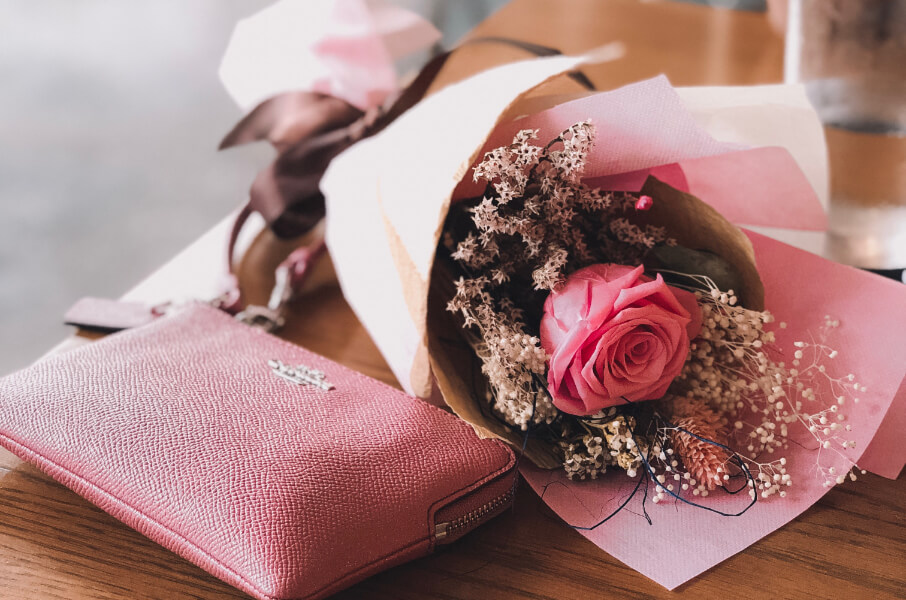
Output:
top-left (434, 488), bottom-right (513, 541)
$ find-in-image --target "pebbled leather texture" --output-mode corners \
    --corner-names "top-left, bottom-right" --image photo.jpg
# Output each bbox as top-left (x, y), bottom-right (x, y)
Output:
top-left (0, 303), bottom-right (514, 600)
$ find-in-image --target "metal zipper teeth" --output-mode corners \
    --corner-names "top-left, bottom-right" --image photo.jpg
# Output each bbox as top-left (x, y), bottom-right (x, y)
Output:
top-left (434, 489), bottom-right (513, 540)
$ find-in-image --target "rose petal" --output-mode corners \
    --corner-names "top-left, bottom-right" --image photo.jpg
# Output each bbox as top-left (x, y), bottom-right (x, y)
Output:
top-left (583, 321), bottom-right (638, 393)
top-left (620, 332), bottom-right (662, 378)
top-left (541, 263), bottom-right (702, 415)
top-left (672, 285), bottom-right (704, 339)
top-left (550, 363), bottom-right (601, 415)
top-left (582, 265), bottom-right (643, 329)
top-left (544, 324), bottom-right (596, 388)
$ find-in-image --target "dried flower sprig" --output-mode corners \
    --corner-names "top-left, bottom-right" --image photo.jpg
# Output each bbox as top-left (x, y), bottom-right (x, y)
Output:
top-left (559, 410), bottom-right (648, 480)
top-left (668, 396), bottom-right (730, 491)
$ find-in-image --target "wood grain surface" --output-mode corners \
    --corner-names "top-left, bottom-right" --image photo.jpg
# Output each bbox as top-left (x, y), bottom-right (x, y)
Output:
top-left (1, 1), bottom-right (903, 599)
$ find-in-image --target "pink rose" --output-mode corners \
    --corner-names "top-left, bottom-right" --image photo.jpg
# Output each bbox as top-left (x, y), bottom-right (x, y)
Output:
top-left (540, 264), bottom-right (702, 415)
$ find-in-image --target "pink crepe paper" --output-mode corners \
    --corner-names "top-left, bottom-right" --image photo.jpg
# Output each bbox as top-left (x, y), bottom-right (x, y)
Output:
top-left (860, 377), bottom-right (906, 478)
top-left (219, 0), bottom-right (440, 112)
top-left (521, 230), bottom-right (906, 590)
top-left (454, 76), bottom-right (732, 197)
top-left (585, 147), bottom-right (828, 231)
top-left (453, 76), bottom-right (827, 232)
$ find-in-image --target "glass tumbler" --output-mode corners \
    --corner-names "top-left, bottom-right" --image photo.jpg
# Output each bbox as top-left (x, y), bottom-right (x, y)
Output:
top-left (785, 0), bottom-right (906, 272)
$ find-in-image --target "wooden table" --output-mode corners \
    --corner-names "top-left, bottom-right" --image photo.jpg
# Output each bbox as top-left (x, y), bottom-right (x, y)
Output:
top-left (1, 1), bottom-right (903, 598)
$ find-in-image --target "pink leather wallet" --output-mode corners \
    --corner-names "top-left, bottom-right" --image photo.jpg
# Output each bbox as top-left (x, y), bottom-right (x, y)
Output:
top-left (0, 302), bottom-right (515, 599)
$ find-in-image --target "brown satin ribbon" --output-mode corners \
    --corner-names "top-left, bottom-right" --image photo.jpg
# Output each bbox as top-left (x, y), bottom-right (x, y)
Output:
top-left (219, 37), bottom-right (596, 240)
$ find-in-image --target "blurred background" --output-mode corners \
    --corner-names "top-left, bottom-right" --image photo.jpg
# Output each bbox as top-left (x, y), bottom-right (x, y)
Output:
top-left (0, 0), bottom-right (513, 374)
top-left (1, 2), bottom-right (267, 372)
top-left (0, 0), bottom-right (774, 374)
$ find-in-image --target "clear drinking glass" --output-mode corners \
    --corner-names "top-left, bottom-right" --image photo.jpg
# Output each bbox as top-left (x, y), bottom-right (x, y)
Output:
top-left (785, 0), bottom-right (906, 271)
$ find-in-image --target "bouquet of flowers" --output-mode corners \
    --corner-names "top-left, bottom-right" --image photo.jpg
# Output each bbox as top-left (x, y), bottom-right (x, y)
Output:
top-left (440, 120), bottom-right (860, 504)
top-left (319, 54), bottom-right (906, 588)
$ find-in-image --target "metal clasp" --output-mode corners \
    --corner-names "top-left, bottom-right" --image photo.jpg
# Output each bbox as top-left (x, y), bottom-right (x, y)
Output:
top-left (235, 305), bottom-right (285, 333)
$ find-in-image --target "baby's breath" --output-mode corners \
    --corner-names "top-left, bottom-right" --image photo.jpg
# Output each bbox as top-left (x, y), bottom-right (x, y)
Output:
top-left (659, 274), bottom-right (862, 498)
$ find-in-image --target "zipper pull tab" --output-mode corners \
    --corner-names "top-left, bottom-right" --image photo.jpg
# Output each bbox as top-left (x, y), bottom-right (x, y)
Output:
top-left (434, 522), bottom-right (450, 540)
